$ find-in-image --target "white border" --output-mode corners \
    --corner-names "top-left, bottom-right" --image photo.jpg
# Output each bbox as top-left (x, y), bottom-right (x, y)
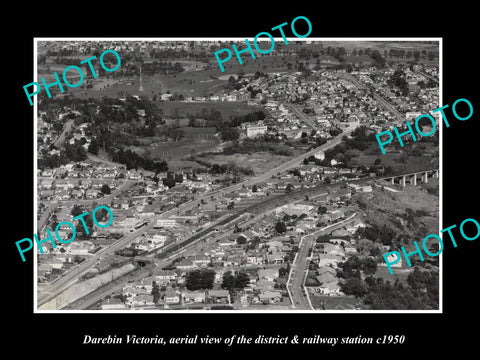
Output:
top-left (33, 37), bottom-right (443, 314)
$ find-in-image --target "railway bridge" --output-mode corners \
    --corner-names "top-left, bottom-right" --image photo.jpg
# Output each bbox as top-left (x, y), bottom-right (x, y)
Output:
top-left (380, 169), bottom-right (439, 187)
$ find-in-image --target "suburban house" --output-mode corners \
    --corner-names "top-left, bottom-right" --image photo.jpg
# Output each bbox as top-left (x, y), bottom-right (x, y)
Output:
top-left (207, 289), bottom-right (231, 304)
top-left (182, 290), bottom-right (206, 304)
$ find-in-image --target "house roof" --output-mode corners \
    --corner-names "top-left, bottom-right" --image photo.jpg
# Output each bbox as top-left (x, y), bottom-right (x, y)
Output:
top-left (183, 291), bottom-right (206, 298)
top-left (317, 266), bottom-right (336, 276)
top-left (260, 290), bottom-right (282, 298)
top-left (208, 290), bottom-right (229, 297)
top-left (258, 268), bottom-right (278, 279)
top-left (316, 272), bottom-right (337, 285)
top-left (176, 259), bottom-right (194, 267)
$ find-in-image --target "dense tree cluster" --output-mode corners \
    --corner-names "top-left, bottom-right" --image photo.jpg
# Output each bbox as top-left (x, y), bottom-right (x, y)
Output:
top-left (338, 260), bottom-right (438, 310)
top-left (355, 222), bottom-right (397, 246)
top-left (38, 141), bottom-right (88, 170)
top-left (185, 269), bottom-right (216, 290)
top-left (363, 268), bottom-right (438, 309)
top-left (141, 61), bottom-right (184, 76)
top-left (221, 271), bottom-right (251, 291)
top-left (229, 111), bottom-right (265, 127)
top-left (387, 69), bottom-right (409, 96)
top-left (337, 255), bottom-right (378, 279)
top-left (110, 148), bottom-right (168, 172)
top-left (369, 50), bottom-right (386, 68)
top-left (193, 158), bottom-right (254, 176)
top-left (275, 221), bottom-right (287, 233)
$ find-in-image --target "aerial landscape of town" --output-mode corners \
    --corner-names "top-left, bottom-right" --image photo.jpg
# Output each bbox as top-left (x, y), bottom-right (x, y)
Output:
top-left (35, 39), bottom-right (440, 311)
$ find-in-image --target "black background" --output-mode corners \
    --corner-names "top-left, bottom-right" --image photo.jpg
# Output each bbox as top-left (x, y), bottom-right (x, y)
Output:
top-left (5, 3), bottom-right (479, 356)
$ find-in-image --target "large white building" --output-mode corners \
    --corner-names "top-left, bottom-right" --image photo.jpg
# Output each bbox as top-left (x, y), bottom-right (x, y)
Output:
top-left (246, 125), bottom-right (268, 138)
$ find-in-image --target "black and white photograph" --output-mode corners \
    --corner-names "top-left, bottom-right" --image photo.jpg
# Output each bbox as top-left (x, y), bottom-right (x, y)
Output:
top-left (6, 4), bottom-right (479, 356)
top-left (33, 38), bottom-right (441, 312)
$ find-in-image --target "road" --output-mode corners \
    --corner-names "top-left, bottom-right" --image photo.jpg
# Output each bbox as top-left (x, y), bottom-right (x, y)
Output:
top-left (289, 233), bottom-right (316, 310)
top-left (156, 120), bottom-right (361, 220)
top-left (285, 103), bottom-right (319, 131)
top-left (413, 70), bottom-right (439, 84)
top-left (38, 168), bottom-right (367, 309)
top-left (67, 206), bottom-right (285, 309)
top-left (37, 221), bottom-right (157, 307)
top-left (63, 266), bottom-right (152, 310)
top-left (342, 73), bottom-right (405, 123)
top-left (53, 119), bottom-right (74, 148)
top-left (36, 181), bottom-right (135, 234)
top-left (37, 202), bottom-right (56, 234)
top-left (38, 122), bottom-right (360, 308)
top-left (288, 214), bottom-right (358, 310)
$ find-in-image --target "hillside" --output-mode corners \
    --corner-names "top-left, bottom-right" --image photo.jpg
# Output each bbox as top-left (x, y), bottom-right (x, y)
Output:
top-left (354, 182), bottom-right (439, 247)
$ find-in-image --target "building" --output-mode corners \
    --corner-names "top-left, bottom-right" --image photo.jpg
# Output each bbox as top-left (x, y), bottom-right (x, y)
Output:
top-left (246, 125), bottom-right (268, 138)
top-left (156, 219), bottom-right (176, 227)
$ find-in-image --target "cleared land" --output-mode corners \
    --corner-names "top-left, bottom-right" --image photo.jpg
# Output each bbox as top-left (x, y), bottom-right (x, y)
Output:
top-left (158, 101), bottom-right (265, 119)
top-left (352, 153), bottom-right (438, 174)
top-left (197, 152), bottom-right (297, 176)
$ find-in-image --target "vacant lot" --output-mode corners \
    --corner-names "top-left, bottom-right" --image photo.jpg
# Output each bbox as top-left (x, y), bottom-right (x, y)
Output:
top-left (199, 152), bottom-right (296, 176)
top-left (129, 135), bottom-right (221, 161)
top-left (352, 153), bottom-right (438, 174)
top-left (158, 101), bottom-right (265, 120)
top-left (374, 265), bottom-right (414, 285)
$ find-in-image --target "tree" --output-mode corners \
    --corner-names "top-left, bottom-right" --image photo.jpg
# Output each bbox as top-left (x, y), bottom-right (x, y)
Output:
top-left (221, 271), bottom-right (236, 291)
top-left (235, 271), bottom-right (250, 289)
top-left (279, 267), bottom-right (288, 278)
top-left (163, 177), bottom-right (176, 188)
top-left (185, 269), bottom-right (216, 290)
top-left (362, 257), bottom-right (378, 275)
top-left (324, 176), bottom-right (332, 184)
top-left (53, 121), bottom-right (64, 133)
top-left (151, 281), bottom-right (161, 304)
top-left (374, 158), bottom-right (382, 166)
top-left (340, 277), bottom-right (367, 298)
top-left (71, 204), bottom-right (84, 217)
top-left (236, 235), bottom-right (247, 245)
top-left (275, 221), bottom-right (287, 233)
top-left (101, 184), bottom-right (111, 195)
top-left (252, 184), bottom-right (258, 193)
top-left (318, 206), bottom-right (328, 214)
top-left (221, 271), bottom-right (250, 290)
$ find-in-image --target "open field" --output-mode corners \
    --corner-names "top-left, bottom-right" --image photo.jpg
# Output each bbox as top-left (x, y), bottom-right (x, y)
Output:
top-left (351, 152), bottom-right (438, 175)
top-left (198, 151), bottom-right (298, 176)
top-left (374, 265), bottom-right (414, 285)
top-left (314, 41), bottom-right (439, 52)
top-left (129, 136), bottom-right (221, 161)
top-left (158, 101), bottom-right (265, 120)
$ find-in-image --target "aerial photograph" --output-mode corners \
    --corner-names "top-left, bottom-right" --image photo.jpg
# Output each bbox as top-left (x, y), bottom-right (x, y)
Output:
top-left (35, 38), bottom-right (440, 311)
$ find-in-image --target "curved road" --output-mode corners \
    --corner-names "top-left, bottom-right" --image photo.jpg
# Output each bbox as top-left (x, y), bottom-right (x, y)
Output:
top-left (288, 214), bottom-right (358, 310)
